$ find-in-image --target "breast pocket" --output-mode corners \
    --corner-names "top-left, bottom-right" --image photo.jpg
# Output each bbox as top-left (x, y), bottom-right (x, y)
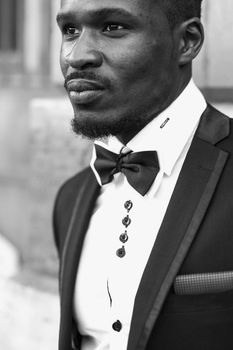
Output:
top-left (174, 271), bottom-right (233, 296)
top-left (148, 289), bottom-right (233, 350)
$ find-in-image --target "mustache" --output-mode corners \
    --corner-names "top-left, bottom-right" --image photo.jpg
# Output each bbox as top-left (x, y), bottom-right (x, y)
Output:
top-left (64, 71), bottom-right (111, 89)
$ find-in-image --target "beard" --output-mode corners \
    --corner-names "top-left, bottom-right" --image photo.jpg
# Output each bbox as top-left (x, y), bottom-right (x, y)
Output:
top-left (71, 108), bottom-right (155, 141)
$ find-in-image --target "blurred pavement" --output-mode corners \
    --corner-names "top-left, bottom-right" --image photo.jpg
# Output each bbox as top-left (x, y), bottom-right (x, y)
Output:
top-left (0, 277), bottom-right (59, 350)
top-left (0, 234), bottom-right (59, 350)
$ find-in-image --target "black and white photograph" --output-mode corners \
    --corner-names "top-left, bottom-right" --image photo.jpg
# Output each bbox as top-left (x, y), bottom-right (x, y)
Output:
top-left (0, 1), bottom-right (233, 349)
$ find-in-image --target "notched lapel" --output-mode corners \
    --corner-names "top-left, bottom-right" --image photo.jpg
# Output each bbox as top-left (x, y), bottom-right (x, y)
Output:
top-left (59, 169), bottom-right (100, 350)
top-left (127, 105), bottom-right (230, 350)
top-left (60, 169), bottom-right (100, 297)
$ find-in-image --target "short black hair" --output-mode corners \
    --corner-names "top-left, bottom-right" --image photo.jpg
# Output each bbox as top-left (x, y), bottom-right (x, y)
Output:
top-left (159, 0), bottom-right (203, 28)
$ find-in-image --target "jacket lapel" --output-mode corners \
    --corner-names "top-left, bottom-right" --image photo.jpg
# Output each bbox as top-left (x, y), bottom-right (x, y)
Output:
top-left (127, 105), bottom-right (230, 350)
top-left (59, 169), bottom-right (100, 350)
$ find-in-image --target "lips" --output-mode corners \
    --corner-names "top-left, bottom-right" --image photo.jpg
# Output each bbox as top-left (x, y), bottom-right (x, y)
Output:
top-left (66, 79), bottom-right (105, 104)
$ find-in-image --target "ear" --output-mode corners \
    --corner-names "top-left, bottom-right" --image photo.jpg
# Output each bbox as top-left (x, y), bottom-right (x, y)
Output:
top-left (177, 18), bottom-right (204, 66)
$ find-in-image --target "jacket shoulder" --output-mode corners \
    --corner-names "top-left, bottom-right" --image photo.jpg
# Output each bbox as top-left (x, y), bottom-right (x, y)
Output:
top-left (197, 103), bottom-right (232, 147)
top-left (208, 104), bottom-right (233, 149)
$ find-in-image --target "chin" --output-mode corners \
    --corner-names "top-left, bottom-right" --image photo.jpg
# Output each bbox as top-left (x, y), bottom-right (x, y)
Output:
top-left (71, 113), bottom-right (120, 140)
top-left (71, 110), bottom-right (149, 142)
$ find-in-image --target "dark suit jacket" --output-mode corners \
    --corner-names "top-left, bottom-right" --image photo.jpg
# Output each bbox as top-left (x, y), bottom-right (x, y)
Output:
top-left (53, 104), bottom-right (233, 350)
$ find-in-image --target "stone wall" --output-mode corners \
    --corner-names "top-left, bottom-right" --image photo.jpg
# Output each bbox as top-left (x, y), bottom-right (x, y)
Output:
top-left (193, 0), bottom-right (233, 88)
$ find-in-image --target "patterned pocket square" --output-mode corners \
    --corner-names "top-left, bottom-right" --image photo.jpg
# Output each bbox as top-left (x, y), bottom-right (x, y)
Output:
top-left (174, 271), bottom-right (233, 295)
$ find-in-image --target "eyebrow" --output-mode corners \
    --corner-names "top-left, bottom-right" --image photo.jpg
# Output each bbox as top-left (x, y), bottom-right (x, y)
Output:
top-left (56, 7), bottom-right (138, 25)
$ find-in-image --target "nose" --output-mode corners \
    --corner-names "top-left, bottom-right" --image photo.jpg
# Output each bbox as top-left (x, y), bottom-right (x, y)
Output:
top-left (65, 30), bottom-right (103, 70)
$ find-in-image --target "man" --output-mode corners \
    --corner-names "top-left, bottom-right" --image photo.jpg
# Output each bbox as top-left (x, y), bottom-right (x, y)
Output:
top-left (54, 0), bottom-right (233, 349)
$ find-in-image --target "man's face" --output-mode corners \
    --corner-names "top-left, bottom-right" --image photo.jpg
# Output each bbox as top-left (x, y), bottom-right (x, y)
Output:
top-left (58, 0), bottom-right (181, 141)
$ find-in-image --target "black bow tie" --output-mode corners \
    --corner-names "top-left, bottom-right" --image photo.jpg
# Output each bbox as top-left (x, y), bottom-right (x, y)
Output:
top-left (94, 144), bottom-right (160, 196)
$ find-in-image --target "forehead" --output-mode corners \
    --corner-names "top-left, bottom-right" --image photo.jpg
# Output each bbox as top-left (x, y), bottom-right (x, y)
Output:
top-left (59, 0), bottom-right (157, 17)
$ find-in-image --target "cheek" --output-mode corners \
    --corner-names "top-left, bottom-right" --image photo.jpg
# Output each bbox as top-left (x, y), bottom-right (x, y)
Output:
top-left (60, 42), bottom-right (75, 76)
top-left (109, 43), bottom-right (167, 88)
top-left (60, 47), bottom-right (67, 77)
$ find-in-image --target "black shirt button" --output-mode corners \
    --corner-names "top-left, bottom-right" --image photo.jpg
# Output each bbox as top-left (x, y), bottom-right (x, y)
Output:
top-left (124, 200), bottom-right (133, 212)
top-left (122, 215), bottom-right (131, 227)
top-left (120, 232), bottom-right (128, 243)
top-left (116, 246), bottom-right (126, 258)
top-left (112, 320), bottom-right (122, 332)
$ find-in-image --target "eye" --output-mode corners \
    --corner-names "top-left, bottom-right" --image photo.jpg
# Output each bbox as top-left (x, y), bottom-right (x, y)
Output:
top-left (103, 24), bottom-right (125, 32)
top-left (63, 25), bottom-right (80, 37)
top-left (102, 23), bottom-right (129, 38)
top-left (103, 23), bottom-right (127, 36)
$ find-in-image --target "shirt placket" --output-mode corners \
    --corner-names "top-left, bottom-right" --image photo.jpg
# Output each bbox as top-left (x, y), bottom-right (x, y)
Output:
top-left (107, 197), bottom-right (135, 350)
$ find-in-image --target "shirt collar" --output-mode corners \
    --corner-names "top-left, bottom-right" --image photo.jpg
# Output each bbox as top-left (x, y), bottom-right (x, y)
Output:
top-left (91, 79), bottom-right (207, 186)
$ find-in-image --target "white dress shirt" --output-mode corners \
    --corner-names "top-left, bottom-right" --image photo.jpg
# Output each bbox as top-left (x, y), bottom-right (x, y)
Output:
top-left (73, 80), bottom-right (207, 350)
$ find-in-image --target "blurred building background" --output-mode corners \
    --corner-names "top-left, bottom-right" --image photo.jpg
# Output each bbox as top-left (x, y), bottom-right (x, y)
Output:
top-left (0, 0), bottom-right (233, 349)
